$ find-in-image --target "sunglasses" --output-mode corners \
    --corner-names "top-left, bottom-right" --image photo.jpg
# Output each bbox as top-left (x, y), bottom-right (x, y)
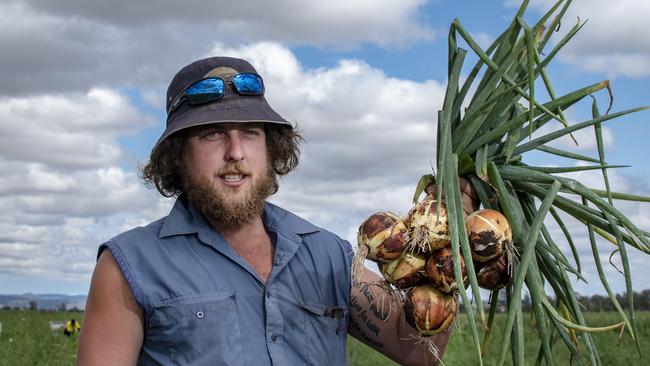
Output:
top-left (167, 73), bottom-right (265, 114)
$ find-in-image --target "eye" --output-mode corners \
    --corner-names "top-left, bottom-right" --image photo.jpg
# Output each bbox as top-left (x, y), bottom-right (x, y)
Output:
top-left (242, 128), bottom-right (262, 137)
top-left (201, 129), bottom-right (225, 140)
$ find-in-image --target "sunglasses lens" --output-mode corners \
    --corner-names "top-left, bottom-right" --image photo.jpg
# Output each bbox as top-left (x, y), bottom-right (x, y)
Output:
top-left (232, 73), bottom-right (264, 95)
top-left (186, 78), bottom-right (224, 104)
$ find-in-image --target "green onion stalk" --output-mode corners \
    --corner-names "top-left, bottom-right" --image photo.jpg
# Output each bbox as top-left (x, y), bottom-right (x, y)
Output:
top-left (411, 0), bottom-right (650, 364)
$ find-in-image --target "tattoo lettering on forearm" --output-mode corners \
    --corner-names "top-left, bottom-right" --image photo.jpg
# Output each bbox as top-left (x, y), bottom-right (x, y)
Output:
top-left (369, 302), bottom-right (388, 321)
top-left (350, 295), bottom-right (382, 339)
top-left (349, 316), bottom-right (384, 349)
top-left (359, 283), bottom-right (374, 301)
top-left (357, 282), bottom-right (392, 320)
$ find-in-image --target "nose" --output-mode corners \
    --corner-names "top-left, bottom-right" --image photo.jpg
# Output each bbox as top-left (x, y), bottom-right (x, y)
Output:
top-left (225, 132), bottom-right (245, 162)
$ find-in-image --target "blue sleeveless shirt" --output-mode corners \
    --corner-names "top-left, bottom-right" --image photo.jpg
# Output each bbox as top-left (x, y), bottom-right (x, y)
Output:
top-left (99, 198), bottom-right (352, 365)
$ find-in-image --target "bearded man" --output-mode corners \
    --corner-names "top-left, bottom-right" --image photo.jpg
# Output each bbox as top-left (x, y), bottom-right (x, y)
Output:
top-left (77, 57), bottom-right (460, 365)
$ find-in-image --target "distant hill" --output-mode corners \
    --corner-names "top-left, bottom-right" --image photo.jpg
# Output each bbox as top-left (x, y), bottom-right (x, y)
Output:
top-left (0, 293), bottom-right (86, 311)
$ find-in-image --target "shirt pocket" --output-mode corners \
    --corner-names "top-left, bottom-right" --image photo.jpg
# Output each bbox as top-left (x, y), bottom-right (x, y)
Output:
top-left (148, 292), bottom-right (243, 366)
top-left (299, 301), bottom-right (348, 365)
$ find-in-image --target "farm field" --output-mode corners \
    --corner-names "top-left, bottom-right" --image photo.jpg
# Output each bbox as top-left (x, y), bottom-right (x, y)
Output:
top-left (1, 310), bottom-right (648, 365)
top-left (348, 311), bottom-right (650, 365)
top-left (0, 310), bottom-right (83, 366)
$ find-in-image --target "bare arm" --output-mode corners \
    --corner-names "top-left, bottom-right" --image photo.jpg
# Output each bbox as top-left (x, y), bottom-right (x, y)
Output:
top-left (77, 250), bottom-right (144, 365)
top-left (348, 268), bottom-right (452, 366)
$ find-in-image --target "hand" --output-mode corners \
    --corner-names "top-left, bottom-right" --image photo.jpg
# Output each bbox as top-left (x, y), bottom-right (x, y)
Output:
top-left (425, 176), bottom-right (479, 216)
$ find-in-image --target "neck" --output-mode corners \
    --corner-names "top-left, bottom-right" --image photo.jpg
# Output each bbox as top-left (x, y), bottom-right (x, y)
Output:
top-left (205, 213), bottom-right (275, 283)
top-left (206, 215), bottom-right (267, 244)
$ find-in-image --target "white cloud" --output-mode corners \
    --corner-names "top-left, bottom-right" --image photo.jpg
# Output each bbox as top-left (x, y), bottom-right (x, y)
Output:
top-left (19, 0), bottom-right (434, 46)
top-left (0, 0), bottom-right (436, 97)
top-left (0, 84), bottom-right (168, 280)
top-left (0, 89), bottom-right (154, 170)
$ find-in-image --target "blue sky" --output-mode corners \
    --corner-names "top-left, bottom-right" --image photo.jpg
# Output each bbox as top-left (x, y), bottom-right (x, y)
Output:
top-left (0, 0), bottom-right (649, 298)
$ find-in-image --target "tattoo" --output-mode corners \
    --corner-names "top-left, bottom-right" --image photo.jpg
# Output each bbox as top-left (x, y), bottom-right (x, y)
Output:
top-left (349, 316), bottom-right (384, 349)
top-left (358, 284), bottom-right (388, 320)
top-left (349, 294), bottom-right (383, 348)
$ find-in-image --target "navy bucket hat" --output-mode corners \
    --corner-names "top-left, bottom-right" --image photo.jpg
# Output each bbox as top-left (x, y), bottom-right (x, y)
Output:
top-left (154, 56), bottom-right (292, 148)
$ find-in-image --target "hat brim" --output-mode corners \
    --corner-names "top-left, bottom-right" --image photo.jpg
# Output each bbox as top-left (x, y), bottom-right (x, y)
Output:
top-left (154, 95), bottom-right (292, 148)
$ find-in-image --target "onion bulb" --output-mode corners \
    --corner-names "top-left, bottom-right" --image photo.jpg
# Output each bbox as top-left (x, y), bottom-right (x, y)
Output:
top-left (425, 247), bottom-right (468, 293)
top-left (475, 253), bottom-right (512, 290)
top-left (380, 252), bottom-right (427, 289)
top-left (357, 211), bottom-right (407, 262)
top-left (465, 209), bottom-right (512, 262)
top-left (403, 284), bottom-right (457, 336)
top-left (405, 197), bottom-right (450, 253)
top-left (352, 212), bottom-right (407, 284)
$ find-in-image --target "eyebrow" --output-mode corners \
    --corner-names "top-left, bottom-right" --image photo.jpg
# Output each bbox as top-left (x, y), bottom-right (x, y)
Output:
top-left (197, 124), bottom-right (264, 133)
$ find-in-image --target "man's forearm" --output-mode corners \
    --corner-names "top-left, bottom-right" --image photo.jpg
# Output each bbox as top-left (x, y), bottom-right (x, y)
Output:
top-left (349, 268), bottom-right (452, 366)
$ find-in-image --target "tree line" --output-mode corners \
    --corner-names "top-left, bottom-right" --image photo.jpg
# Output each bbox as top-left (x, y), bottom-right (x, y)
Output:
top-left (518, 289), bottom-right (650, 312)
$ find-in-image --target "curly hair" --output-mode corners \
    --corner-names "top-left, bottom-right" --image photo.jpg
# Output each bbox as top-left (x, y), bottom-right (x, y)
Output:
top-left (141, 124), bottom-right (303, 197)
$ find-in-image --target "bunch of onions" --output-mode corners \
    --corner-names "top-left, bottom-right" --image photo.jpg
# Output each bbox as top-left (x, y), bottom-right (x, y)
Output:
top-left (353, 211), bottom-right (407, 284)
top-left (425, 246), bottom-right (469, 293)
top-left (405, 197), bottom-right (450, 253)
top-left (417, 0), bottom-right (650, 363)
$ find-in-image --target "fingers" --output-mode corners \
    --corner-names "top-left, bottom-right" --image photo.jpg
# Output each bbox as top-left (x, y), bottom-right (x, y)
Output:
top-left (424, 176), bottom-right (480, 215)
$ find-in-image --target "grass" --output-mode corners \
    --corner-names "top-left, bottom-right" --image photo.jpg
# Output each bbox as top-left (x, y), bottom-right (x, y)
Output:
top-left (1, 310), bottom-right (648, 365)
top-left (348, 311), bottom-right (650, 365)
top-left (0, 309), bottom-right (83, 366)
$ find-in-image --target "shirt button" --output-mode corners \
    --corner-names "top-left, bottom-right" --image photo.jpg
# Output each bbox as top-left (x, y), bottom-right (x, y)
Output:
top-left (271, 334), bottom-right (279, 342)
top-left (196, 311), bottom-right (204, 319)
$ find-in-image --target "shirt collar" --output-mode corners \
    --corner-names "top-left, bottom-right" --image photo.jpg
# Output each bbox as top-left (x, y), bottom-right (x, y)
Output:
top-left (263, 201), bottom-right (320, 240)
top-left (159, 197), bottom-right (321, 240)
top-left (159, 197), bottom-right (200, 238)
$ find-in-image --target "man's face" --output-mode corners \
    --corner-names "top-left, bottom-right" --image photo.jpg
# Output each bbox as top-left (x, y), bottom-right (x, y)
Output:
top-left (181, 122), bottom-right (276, 228)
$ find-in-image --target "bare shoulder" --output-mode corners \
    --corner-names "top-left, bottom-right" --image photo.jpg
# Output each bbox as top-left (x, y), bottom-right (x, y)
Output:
top-left (77, 250), bottom-right (144, 365)
top-left (92, 249), bottom-right (141, 309)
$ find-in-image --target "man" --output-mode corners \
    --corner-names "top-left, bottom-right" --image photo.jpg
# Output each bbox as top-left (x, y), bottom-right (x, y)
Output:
top-left (78, 57), bottom-right (470, 365)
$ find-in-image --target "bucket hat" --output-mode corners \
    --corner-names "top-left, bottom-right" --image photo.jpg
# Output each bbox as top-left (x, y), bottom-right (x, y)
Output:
top-left (154, 56), bottom-right (292, 148)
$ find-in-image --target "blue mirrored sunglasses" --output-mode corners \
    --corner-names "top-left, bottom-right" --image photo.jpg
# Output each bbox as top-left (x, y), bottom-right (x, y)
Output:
top-left (167, 73), bottom-right (265, 114)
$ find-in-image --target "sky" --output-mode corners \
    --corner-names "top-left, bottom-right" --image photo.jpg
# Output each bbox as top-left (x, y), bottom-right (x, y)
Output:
top-left (0, 0), bottom-right (649, 298)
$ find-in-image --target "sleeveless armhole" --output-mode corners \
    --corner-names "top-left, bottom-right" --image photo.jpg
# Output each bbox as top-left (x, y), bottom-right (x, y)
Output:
top-left (98, 241), bottom-right (146, 310)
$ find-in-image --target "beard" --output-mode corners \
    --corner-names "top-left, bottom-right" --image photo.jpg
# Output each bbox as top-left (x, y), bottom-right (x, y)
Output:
top-left (183, 162), bottom-right (277, 229)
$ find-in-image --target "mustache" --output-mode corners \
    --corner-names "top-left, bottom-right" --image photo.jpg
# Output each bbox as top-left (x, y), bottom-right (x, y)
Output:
top-left (216, 162), bottom-right (252, 176)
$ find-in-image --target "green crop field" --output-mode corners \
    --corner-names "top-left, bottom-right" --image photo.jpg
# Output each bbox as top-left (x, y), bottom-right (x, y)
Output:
top-left (1, 310), bottom-right (648, 365)
top-left (348, 311), bottom-right (650, 365)
top-left (0, 310), bottom-right (83, 366)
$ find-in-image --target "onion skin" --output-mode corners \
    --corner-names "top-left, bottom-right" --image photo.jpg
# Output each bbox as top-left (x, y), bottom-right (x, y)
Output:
top-left (405, 197), bottom-right (450, 252)
top-left (403, 284), bottom-right (457, 336)
top-left (465, 209), bottom-right (512, 262)
top-left (425, 247), bottom-right (468, 293)
top-left (357, 211), bottom-right (407, 262)
top-left (380, 252), bottom-right (427, 289)
top-left (475, 254), bottom-right (512, 290)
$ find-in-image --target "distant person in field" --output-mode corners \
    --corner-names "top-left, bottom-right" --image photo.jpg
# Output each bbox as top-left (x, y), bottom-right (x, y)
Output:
top-left (77, 57), bottom-right (476, 365)
top-left (64, 319), bottom-right (80, 337)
